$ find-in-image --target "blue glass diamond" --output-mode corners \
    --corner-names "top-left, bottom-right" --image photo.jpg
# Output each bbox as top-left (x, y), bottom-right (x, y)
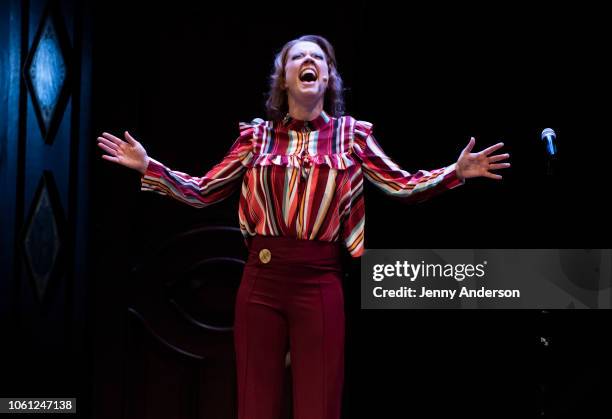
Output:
top-left (24, 184), bottom-right (61, 300)
top-left (28, 17), bottom-right (66, 128)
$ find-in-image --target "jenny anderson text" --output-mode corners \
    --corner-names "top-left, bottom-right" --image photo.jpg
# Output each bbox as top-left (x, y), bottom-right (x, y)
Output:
top-left (372, 286), bottom-right (520, 299)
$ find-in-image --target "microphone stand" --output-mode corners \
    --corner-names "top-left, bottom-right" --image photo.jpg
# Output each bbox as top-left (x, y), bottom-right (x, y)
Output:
top-left (539, 133), bottom-right (559, 416)
top-left (545, 154), bottom-right (558, 177)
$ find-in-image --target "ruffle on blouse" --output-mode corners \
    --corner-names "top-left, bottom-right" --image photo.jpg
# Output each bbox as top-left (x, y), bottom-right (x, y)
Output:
top-left (239, 118), bottom-right (265, 136)
top-left (353, 119), bottom-right (374, 142)
top-left (239, 117), bottom-right (357, 171)
top-left (245, 152), bottom-right (356, 170)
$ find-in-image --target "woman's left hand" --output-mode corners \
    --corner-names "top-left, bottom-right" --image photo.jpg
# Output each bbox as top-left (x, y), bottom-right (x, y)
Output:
top-left (456, 137), bottom-right (511, 181)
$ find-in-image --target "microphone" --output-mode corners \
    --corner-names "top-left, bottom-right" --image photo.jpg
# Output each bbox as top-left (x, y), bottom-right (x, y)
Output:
top-left (541, 128), bottom-right (557, 156)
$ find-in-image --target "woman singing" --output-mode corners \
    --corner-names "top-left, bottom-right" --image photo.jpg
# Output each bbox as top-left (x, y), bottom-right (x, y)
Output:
top-left (97, 34), bottom-right (510, 419)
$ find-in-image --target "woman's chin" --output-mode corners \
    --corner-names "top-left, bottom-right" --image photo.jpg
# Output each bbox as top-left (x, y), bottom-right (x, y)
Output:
top-left (292, 87), bottom-right (324, 101)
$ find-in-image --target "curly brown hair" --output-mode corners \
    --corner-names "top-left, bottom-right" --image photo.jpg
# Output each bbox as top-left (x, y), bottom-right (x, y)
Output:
top-left (265, 35), bottom-right (345, 121)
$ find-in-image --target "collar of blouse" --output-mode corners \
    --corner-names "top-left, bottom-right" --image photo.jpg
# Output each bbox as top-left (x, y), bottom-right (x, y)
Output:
top-left (282, 110), bottom-right (331, 131)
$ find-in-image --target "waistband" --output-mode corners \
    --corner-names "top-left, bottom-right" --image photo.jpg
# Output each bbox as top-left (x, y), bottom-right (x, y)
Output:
top-left (246, 235), bottom-right (342, 271)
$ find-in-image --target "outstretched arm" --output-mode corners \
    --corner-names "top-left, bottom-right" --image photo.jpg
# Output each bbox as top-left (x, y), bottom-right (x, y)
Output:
top-left (353, 123), bottom-right (463, 203)
top-left (352, 123), bottom-right (510, 203)
top-left (97, 127), bottom-right (253, 208)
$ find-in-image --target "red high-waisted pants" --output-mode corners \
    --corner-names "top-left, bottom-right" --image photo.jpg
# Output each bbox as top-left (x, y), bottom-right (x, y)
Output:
top-left (234, 235), bottom-right (345, 419)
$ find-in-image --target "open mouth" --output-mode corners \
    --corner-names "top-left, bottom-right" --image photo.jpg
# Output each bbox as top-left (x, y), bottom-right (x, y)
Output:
top-left (299, 68), bottom-right (318, 83)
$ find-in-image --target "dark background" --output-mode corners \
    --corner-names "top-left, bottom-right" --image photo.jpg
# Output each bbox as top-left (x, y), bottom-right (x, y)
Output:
top-left (2, 0), bottom-right (611, 418)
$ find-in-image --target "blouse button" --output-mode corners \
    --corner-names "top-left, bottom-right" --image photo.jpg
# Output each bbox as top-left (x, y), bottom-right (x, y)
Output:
top-left (259, 249), bottom-right (271, 264)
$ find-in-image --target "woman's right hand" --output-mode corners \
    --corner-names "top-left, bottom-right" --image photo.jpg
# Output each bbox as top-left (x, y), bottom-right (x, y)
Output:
top-left (97, 131), bottom-right (150, 175)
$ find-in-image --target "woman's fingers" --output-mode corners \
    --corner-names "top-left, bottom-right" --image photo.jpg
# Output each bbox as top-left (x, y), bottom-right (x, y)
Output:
top-left (101, 154), bottom-right (120, 163)
top-left (97, 141), bottom-right (118, 156)
top-left (480, 142), bottom-right (504, 156)
top-left (484, 172), bottom-right (503, 180)
top-left (463, 137), bottom-right (476, 154)
top-left (101, 132), bottom-right (125, 146)
top-left (489, 153), bottom-right (510, 163)
top-left (97, 137), bottom-right (119, 151)
top-left (124, 131), bottom-right (137, 145)
top-left (489, 163), bottom-right (511, 170)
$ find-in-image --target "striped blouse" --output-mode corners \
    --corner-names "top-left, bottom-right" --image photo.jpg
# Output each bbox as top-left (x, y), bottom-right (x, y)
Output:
top-left (140, 110), bottom-right (464, 257)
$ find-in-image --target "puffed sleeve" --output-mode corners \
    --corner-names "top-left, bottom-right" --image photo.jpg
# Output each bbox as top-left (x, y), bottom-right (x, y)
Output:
top-left (352, 120), bottom-right (464, 204)
top-left (140, 121), bottom-right (255, 208)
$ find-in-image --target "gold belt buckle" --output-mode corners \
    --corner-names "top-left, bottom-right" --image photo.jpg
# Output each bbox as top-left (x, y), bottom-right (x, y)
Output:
top-left (259, 248), bottom-right (271, 264)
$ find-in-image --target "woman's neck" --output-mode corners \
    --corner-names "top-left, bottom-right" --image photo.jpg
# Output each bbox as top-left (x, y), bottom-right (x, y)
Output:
top-left (287, 97), bottom-right (323, 121)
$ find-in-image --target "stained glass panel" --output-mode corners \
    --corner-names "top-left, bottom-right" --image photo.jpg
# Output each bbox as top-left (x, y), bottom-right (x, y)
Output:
top-left (28, 18), bottom-right (67, 128)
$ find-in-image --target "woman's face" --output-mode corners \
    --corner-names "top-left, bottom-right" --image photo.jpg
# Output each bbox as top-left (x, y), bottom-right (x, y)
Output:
top-left (283, 41), bottom-right (330, 104)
